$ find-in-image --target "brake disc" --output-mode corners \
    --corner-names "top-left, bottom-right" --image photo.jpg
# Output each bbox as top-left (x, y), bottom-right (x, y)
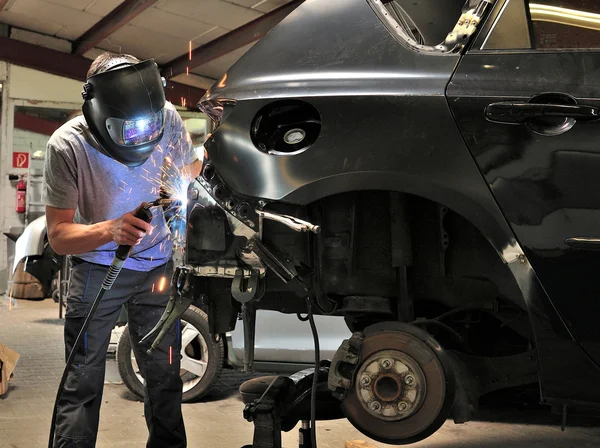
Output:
top-left (341, 322), bottom-right (456, 445)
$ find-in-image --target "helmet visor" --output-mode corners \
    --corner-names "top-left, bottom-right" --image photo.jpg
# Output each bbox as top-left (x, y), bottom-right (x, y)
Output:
top-left (106, 110), bottom-right (164, 147)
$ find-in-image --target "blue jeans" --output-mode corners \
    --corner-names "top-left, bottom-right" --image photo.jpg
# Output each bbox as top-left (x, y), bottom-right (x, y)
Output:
top-left (52, 258), bottom-right (186, 447)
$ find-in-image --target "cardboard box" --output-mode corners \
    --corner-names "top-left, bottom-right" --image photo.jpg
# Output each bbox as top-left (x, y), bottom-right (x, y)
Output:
top-left (0, 344), bottom-right (20, 396)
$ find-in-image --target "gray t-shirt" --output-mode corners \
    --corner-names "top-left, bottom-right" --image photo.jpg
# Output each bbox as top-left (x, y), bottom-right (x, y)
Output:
top-left (42, 102), bottom-right (197, 271)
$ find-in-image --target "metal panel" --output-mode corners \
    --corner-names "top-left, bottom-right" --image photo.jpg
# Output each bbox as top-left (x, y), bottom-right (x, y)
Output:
top-left (156, 0), bottom-right (262, 29)
top-left (129, 7), bottom-right (216, 40)
top-left (85, 0), bottom-right (125, 16)
top-left (228, 0), bottom-right (261, 7)
top-left (253, 0), bottom-right (290, 13)
top-left (229, 310), bottom-right (351, 364)
top-left (0, 10), bottom-right (63, 35)
top-left (43, 0), bottom-right (94, 11)
top-left (8, 0), bottom-right (102, 38)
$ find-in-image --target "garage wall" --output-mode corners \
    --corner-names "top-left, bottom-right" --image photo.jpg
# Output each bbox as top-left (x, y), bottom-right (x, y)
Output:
top-left (0, 62), bottom-right (82, 294)
top-left (9, 64), bottom-right (83, 103)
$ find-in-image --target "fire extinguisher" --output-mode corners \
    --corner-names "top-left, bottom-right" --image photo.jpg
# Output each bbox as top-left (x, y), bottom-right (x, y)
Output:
top-left (16, 174), bottom-right (26, 214)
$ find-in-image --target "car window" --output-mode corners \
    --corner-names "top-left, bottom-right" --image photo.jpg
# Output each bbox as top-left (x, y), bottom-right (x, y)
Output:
top-left (482, 0), bottom-right (600, 50)
top-left (383, 0), bottom-right (466, 46)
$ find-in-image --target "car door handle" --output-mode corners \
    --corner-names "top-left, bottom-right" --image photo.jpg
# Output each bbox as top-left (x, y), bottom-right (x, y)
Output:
top-left (565, 237), bottom-right (600, 250)
top-left (485, 102), bottom-right (600, 124)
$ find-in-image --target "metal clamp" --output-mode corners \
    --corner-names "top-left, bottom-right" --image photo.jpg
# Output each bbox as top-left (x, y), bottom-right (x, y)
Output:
top-left (257, 209), bottom-right (321, 234)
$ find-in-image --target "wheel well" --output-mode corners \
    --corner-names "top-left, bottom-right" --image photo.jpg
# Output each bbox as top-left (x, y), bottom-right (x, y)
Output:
top-left (261, 190), bottom-right (533, 357)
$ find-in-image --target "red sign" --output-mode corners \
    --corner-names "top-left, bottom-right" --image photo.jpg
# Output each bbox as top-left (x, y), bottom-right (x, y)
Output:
top-left (12, 152), bottom-right (29, 169)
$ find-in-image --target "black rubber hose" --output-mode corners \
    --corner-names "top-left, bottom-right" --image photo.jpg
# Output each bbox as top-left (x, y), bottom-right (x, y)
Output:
top-left (48, 260), bottom-right (125, 447)
top-left (48, 284), bottom-right (109, 447)
top-left (305, 296), bottom-right (320, 448)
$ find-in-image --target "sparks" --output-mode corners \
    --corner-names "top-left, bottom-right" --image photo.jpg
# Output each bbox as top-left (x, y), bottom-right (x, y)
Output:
top-left (169, 346), bottom-right (173, 365)
top-left (158, 276), bottom-right (167, 292)
top-left (189, 40), bottom-right (192, 60)
top-left (152, 283), bottom-right (155, 293)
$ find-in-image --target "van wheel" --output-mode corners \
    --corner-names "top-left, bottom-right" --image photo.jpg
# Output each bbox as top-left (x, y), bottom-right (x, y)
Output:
top-left (116, 305), bottom-right (225, 402)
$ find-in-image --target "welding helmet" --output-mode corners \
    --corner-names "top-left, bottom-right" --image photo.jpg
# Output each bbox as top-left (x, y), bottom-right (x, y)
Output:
top-left (81, 59), bottom-right (166, 167)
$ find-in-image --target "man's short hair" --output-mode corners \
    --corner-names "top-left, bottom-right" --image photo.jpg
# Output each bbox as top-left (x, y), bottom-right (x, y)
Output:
top-left (86, 52), bottom-right (140, 79)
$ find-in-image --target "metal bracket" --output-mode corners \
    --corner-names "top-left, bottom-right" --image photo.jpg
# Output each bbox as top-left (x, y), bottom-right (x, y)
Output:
top-left (248, 238), bottom-right (298, 283)
top-left (140, 265), bottom-right (195, 354)
top-left (231, 268), bottom-right (260, 304)
top-left (327, 332), bottom-right (364, 400)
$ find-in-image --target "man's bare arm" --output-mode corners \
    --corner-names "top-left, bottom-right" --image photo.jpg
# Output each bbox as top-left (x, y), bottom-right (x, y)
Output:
top-left (182, 158), bottom-right (202, 181)
top-left (46, 206), bottom-right (153, 256)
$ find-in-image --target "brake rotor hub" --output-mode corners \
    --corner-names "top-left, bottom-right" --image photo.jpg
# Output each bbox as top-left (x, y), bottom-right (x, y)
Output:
top-left (340, 323), bottom-right (456, 445)
top-left (356, 349), bottom-right (426, 421)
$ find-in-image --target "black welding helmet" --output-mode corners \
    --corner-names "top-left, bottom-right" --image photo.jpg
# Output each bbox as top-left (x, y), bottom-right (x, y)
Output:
top-left (81, 59), bottom-right (166, 167)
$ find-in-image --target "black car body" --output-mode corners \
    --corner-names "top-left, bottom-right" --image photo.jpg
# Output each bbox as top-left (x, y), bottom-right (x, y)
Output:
top-left (184, 0), bottom-right (600, 443)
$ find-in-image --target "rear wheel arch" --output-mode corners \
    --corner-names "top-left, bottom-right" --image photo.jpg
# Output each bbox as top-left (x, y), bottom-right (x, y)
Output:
top-left (269, 186), bottom-right (535, 352)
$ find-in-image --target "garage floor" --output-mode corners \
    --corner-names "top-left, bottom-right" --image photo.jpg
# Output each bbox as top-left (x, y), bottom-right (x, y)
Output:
top-left (2, 297), bottom-right (600, 448)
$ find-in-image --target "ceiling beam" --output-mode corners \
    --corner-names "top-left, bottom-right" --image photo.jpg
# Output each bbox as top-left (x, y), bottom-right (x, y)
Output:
top-left (0, 36), bottom-right (206, 109)
top-left (14, 112), bottom-right (64, 136)
top-left (162, 0), bottom-right (303, 79)
top-left (72, 0), bottom-right (158, 56)
top-left (0, 112), bottom-right (65, 136)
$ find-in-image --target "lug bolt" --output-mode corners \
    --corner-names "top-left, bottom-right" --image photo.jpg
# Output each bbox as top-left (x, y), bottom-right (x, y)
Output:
top-left (369, 401), bottom-right (381, 412)
top-left (381, 359), bottom-right (393, 369)
top-left (405, 375), bottom-right (414, 385)
top-left (360, 375), bottom-right (371, 386)
top-left (398, 402), bottom-right (408, 412)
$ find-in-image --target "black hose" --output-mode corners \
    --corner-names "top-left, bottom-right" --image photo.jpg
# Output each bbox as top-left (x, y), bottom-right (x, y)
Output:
top-left (304, 296), bottom-right (319, 448)
top-left (48, 261), bottom-right (124, 448)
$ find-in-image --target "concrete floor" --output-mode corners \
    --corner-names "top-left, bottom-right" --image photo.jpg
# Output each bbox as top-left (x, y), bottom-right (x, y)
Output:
top-left (2, 297), bottom-right (600, 448)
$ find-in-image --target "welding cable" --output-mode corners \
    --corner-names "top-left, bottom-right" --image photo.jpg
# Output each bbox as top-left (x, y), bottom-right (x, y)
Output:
top-left (304, 295), bottom-right (320, 448)
top-left (48, 259), bottom-right (125, 448)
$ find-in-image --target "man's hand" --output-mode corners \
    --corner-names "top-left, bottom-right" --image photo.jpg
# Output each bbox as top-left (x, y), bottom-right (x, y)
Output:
top-left (46, 205), bottom-right (154, 256)
top-left (108, 207), bottom-right (153, 246)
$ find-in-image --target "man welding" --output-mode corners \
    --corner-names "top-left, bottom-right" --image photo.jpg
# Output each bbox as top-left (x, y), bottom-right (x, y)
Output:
top-left (43, 52), bottom-right (201, 447)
